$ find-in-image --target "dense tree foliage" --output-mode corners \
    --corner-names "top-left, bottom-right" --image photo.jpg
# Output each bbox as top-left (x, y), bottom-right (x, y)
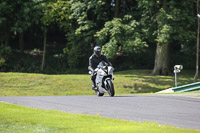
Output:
top-left (40, 0), bottom-right (70, 70)
top-left (0, 0), bottom-right (198, 75)
top-left (95, 16), bottom-right (147, 58)
top-left (63, 0), bottom-right (113, 68)
top-left (0, 0), bottom-right (43, 51)
top-left (137, 0), bottom-right (196, 75)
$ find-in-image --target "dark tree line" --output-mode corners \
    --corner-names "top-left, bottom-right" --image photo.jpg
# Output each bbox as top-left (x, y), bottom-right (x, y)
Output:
top-left (0, 0), bottom-right (199, 77)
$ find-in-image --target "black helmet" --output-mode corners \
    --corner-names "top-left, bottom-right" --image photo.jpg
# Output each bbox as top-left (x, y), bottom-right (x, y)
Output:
top-left (94, 46), bottom-right (101, 57)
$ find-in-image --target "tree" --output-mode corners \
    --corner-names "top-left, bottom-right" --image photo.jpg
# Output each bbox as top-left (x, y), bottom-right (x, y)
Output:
top-left (0, 0), bottom-right (43, 52)
top-left (0, 1), bottom-right (12, 46)
top-left (138, 0), bottom-right (196, 75)
top-left (64, 0), bottom-right (113, 68)
top-left (95, 16), bottom-right (147, 59)
top-left (114, 0), bottom-right (119, 17)
top-left (40, 0), bottom-right (71, 70)
top-left (152, 1), bottom-right (172, 75)
top-left (194, 0), bottom-right (200, 82)
top-left (41, 27), bottom-right (47, 71)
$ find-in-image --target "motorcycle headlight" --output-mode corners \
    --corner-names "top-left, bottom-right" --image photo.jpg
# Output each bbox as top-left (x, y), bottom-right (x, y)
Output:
top-left (108, 67), bottom-right (114, 75)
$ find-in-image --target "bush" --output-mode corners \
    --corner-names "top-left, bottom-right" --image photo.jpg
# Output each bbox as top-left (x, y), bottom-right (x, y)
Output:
top-left (0, 46), bottom-right (12, 69)
top-left (1, 49), bottom-right (84, 74)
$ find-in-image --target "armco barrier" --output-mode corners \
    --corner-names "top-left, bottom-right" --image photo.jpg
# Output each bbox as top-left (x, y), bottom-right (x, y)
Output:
top-left (172, 82), bottom-right (200, 92)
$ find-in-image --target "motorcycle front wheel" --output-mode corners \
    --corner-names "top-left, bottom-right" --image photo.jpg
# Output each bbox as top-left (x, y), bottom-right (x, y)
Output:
top-left (107, 79), bottom-right (115, 97)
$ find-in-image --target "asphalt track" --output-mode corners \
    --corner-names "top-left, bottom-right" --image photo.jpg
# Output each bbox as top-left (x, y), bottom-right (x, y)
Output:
top-left (0, 95), bottom-right (200, 129)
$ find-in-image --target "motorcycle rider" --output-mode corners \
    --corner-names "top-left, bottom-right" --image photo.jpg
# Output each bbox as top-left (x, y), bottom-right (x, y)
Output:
top-left (88, 46), bottom-right (113, 90)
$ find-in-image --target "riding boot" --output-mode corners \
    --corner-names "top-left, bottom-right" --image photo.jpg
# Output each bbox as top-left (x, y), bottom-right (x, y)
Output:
top-left (92, 80), bottom-right (97, 90)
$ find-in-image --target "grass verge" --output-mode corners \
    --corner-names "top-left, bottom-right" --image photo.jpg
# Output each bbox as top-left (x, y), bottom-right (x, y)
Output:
top-left (0, 69), bottom-right (199, 96)
top-left (0, 102), bottom-right (199, 133)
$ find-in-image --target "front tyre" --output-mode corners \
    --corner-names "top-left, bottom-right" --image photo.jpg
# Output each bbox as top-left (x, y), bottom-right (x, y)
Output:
top-left (107, 79), bottom-right (115, 97)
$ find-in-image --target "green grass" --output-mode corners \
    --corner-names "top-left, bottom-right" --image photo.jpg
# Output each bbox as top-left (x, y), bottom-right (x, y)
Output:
top-left (0, 102), bottom-right (199, 133)
top-left (0, 69), bottom-right (199, 96)
top-left (0, 70), bottom-right (199, 132)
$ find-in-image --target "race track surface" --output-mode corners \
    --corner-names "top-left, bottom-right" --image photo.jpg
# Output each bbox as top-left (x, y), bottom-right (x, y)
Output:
top-left (0, 95), bottom-right (200, 129)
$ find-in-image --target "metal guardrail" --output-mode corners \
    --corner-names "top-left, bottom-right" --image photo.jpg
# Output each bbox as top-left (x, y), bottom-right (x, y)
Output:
top-left (156, 82), bottom-right (200, 93)
top-left (172, 82), bottom-right (200, 92)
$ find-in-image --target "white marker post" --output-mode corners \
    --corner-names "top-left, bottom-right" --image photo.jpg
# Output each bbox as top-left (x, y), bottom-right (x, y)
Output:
top-left (197, 14), bottom-right (200, 18)
top-left (174, 65), bottom-right (183, 87)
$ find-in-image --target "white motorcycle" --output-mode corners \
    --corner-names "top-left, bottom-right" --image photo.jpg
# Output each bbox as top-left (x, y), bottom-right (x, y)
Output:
top-left (89, 61), bottom-right (115, 97)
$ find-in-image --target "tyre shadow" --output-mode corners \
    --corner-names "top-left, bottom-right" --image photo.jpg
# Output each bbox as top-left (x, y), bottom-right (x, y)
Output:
top-left (104, 95), bottom-right (137, 97)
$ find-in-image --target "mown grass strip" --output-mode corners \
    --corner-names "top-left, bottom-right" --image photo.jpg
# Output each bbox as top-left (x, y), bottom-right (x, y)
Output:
top-left (0, 102), bottom-right (199, 133)
top-left (0, 69), bottom-right (199, 96)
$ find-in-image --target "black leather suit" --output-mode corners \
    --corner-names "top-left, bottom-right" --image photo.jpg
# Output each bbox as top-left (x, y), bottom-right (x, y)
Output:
top-left (88, 54), bottom-right (112, 87)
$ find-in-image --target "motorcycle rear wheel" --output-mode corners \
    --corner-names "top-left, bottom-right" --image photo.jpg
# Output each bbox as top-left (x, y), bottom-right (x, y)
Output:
top-left (107, 79), bottom-right (115, 97)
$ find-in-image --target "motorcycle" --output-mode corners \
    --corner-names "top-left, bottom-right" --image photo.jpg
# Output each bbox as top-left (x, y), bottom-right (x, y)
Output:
top-left (89, 61), bottom-right (115, 97)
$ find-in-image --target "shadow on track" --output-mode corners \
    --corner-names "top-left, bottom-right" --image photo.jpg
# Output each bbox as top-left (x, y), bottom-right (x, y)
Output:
top-left (104, 95), bottom-right (137, 98)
